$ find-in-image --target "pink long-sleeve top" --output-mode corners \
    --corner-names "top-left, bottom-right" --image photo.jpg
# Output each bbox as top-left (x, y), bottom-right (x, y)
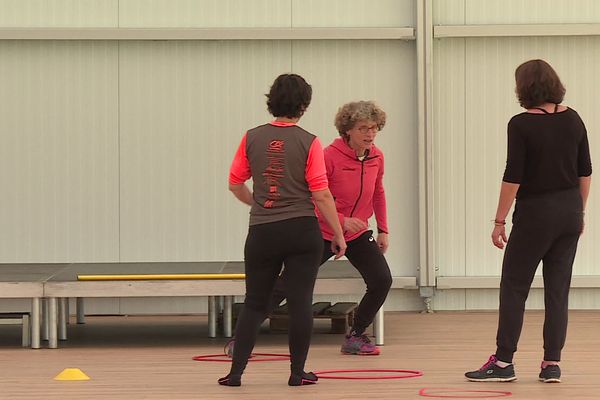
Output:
top-left (318, 137), bottom-right (388, 242)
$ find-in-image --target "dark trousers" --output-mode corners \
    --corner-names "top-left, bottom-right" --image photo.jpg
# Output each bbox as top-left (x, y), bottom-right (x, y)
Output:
top-left (230, 217), bottom-right (323, 377)
top-left (269, 230), bottom-right (392, 335)
top-left (496, 188), bottom-right (583, 363)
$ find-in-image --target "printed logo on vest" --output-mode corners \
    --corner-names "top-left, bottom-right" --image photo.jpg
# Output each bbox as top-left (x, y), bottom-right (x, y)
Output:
top-left (263, 140), bottom-right (285, 208)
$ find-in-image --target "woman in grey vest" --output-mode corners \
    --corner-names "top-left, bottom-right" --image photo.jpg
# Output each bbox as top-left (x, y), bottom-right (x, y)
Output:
top-left (220, 74), bottom-right (346, 387)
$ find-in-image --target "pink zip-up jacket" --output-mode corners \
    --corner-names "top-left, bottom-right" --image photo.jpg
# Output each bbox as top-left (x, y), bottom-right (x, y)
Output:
top-left (318, 137), bottom-right (388, 242)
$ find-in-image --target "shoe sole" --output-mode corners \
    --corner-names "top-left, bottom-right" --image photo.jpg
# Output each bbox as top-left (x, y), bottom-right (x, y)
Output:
top-left (288, 375), bottom-right (318, 386)
top-left (341, 349), bottom-right (381, 356)
top-left (218, 378), bottom-right (241, 386)
top-left (288, 379), bottom-right (317, 386)
top-left (539, 378), bottom-right (561, 383)
top-left (466, 377), bottom-right (517, 382)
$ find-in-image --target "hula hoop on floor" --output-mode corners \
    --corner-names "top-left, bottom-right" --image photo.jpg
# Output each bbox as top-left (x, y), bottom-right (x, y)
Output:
top-left (314, 369), bottom-right (423, 380)
top-left (192, 353), bottom-right (290, 362)
top-left (418, 388), bottom-right (512, 398)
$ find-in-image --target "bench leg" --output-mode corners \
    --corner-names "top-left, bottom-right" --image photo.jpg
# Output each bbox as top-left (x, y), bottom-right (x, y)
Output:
top-left (22, 314), bottom-right (31, 347)
top-left (48, 297), bottom-right (58, 349)
top-left (373, 307), bottom-right (384, 346)
top-left (41, 298), bottom-right (49, 341)
top-left (66, 298), bottom-right (70, 325)
top-left (208, 296), bottom-right (217, 338)
top-left (223, 296), bottom-right (233, 337)
top-left (58, 298), bottom-right (68, 341)
top-left (217, 296), bottom-right (224, 315)
top-left (31, 298), bottom-right (41, 349)
top-left (76, 297), bottom-right (85, 324)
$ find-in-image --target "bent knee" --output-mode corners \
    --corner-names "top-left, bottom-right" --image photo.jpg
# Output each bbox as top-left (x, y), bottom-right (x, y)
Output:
top-left (367, 273), bottom-right (392, 292)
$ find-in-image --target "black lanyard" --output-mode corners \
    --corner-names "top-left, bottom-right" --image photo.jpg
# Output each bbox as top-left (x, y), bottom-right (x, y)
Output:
top-left (533, 104), bottom-right (559, 114)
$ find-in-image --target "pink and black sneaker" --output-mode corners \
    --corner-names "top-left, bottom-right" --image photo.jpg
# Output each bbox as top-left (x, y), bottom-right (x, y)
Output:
top-left (340, 333), bottom-right (380, 355)
top-left (539, 364), bottom-right (561, 383)
top-left (465, 355), bottom-right (517, 382)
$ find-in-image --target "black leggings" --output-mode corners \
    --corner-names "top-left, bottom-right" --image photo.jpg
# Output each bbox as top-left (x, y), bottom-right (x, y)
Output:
top-left (230, 217), bottom-right (323, 377)
top-left (495, 188), bottom-right (583, 363)
top-left (269, 230), bottom-right (392, 335)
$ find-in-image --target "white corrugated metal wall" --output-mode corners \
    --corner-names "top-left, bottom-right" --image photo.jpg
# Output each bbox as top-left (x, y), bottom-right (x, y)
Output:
top-left (2, 0), bottom-right (600, 313)
top-left (432, 0), bottom-right (600, 310)
top-left (0, 0), bottom-right (421, 314)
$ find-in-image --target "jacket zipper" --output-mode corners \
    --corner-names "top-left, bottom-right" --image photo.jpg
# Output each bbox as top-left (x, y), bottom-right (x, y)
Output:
top-left (349, 157), bottom-right (365, 217)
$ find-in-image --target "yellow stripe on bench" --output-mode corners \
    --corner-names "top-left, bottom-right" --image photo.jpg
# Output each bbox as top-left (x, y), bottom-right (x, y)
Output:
top-left (77, 274), bottom-right (246, 281)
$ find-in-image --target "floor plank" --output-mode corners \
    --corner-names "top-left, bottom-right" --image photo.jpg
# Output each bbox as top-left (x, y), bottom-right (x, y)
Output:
top-left (0, 311), bottom-right (599, 399)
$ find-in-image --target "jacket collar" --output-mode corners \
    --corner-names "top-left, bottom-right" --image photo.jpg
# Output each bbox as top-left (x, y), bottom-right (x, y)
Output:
top-left (330, 137), bottom-right (377, 160)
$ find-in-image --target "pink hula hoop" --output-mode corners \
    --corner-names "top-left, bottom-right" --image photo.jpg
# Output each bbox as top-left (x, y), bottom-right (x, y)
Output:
top-left (418, 388), bottom-right (512, 398)
top-left (192, 353), bottom-right (290, 362)
top-left (314, 368), bottom-right (423, 380)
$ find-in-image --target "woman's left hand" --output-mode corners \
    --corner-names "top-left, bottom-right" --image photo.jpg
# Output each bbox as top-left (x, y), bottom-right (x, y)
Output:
top-left (491, 225), bottom-right (508, 249)
top-left (377, 233), bottom-right (389, 254)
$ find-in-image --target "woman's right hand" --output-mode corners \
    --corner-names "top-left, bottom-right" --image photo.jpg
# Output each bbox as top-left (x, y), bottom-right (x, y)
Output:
top-left (331, 235), bottom-right (347, 259)
top-left (343, 217), bottom-right (368, 233)
top-left (491, 225), bottom-right (508, 249)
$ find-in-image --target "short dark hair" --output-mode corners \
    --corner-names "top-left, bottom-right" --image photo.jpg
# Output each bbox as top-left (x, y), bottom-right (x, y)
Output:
top-left (266, 74), bottom-right (312, 118)
top-left (515, 59), bottom-right (565, 109)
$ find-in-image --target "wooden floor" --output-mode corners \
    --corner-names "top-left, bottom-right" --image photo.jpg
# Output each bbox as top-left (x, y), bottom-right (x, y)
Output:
top-left (1, 311), bottom-right (600, 399)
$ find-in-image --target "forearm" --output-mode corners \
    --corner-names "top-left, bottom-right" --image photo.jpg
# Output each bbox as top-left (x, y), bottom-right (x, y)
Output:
top-left (228, 183), bottom-right (253, 206)
top-left (579, 176), bottom-right (592, 210)
top-left (373, 195), bottom-right (388, 233)
top-left (313, 189), bottom-right (344, 237)
top-left (495, 181), bottom-right (520, 221)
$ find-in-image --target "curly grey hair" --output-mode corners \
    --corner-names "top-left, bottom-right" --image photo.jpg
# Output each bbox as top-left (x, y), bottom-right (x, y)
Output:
top-left (334, 101), bottom-right (386, 138)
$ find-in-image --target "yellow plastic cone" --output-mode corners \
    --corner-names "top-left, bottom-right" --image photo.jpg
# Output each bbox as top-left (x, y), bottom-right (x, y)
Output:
top-left (54, 368), bottom-right (91, 381)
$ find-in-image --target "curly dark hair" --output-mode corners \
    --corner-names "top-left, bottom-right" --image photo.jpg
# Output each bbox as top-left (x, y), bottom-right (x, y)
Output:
top-left (515, 59), bottom-right (565, 109)
top-left (266, 74), bottom-right (312, 118)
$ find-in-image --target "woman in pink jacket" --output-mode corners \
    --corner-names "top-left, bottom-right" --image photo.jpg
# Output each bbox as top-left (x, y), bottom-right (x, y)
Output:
top-left (319, 100), bottom-right (392, 355)
top-left (225, 100), bottom-right (392, 357)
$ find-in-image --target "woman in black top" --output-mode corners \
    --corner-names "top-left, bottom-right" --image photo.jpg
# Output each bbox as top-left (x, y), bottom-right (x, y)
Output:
top-left (465, 59), bottom-right (592, 383)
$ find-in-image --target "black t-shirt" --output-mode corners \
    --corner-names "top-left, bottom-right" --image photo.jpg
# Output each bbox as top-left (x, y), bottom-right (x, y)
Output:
top-left (503, 108), bottom-right (592, 198)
